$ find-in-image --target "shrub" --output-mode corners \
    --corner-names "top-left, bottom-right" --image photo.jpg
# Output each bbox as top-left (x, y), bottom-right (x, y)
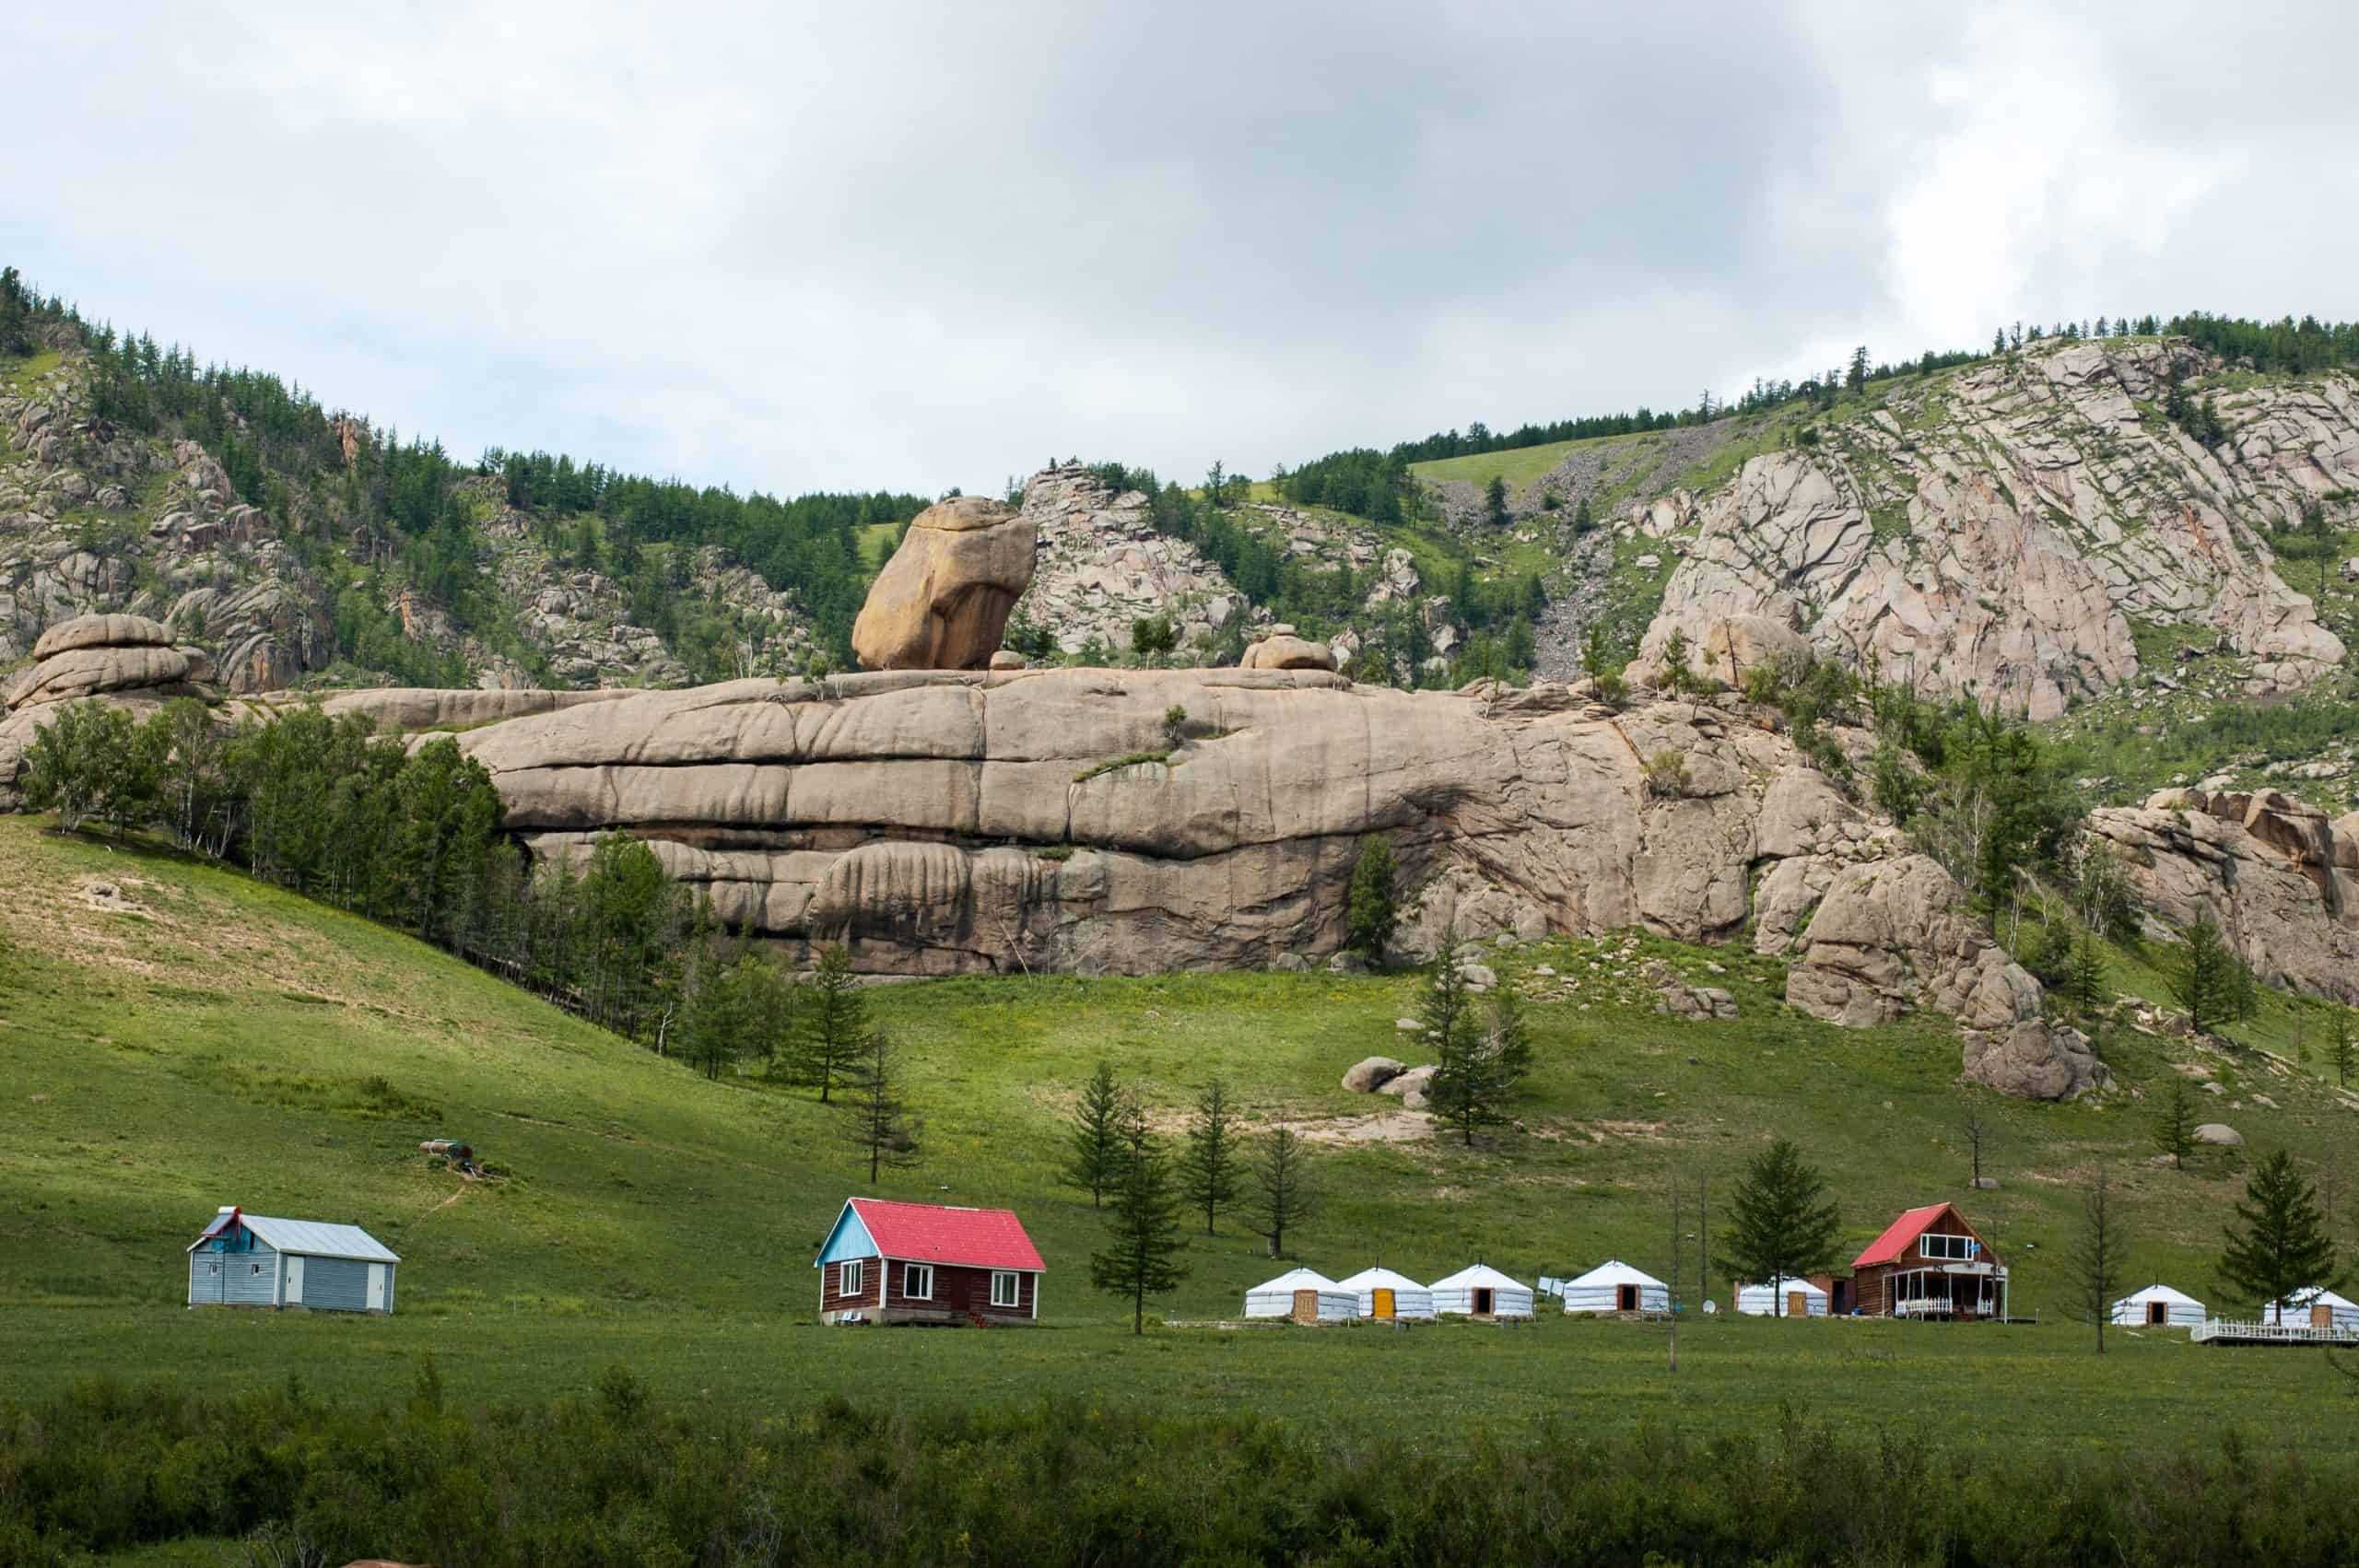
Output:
top-left (1644, 750), bottom-right (1690, 798)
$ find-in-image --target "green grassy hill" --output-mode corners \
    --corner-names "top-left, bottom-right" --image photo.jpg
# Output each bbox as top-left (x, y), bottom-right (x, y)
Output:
top-left (8, 814), bottom-right (2359, 1453)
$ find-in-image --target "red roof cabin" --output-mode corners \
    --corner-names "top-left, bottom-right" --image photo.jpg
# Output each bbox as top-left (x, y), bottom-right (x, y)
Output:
top-left (814, 1198), bottom-right (1045, 1326)
top-left (1850, 1202), bottom-right (2009, 1320)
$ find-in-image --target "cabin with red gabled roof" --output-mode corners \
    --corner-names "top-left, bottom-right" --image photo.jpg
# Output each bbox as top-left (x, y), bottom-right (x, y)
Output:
top-left (1849, 1202), bottom-right (2009, 1320)
top-left (813, 1198), bottom-right (1045, 1326)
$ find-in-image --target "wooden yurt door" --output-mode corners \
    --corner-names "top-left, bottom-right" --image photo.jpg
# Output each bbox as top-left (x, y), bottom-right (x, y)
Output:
top-left (1292, 1288), bottom-right (1320, 1324)
top-left (1788, 1290), bottom-right (1808, 1317)
top-left (2314, 1303), bottom-right (2334, 1329)
top-left (1473, 1287), bottom-right (1495, 1316)
top-left (1617, 1284), bottom-right (1637, 1312)
top-left (1372, 1288), bottom-right (1395, 1319)
top-left (2147, 1302), bottom-right (2165, 1325)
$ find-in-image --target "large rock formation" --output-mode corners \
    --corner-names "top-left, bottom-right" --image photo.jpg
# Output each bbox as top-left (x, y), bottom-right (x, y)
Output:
top-left (2086, 788), bottom-right (2359, 1003)
top-left (1784, 854), bottom-right (2042, 1030)
top-left (1011, 466), bottom-right (1249, 656)
top-left (0, 613), bottom-right (219, 798)
top-left (1632, 341), bottom-right (2351, 717)
top-left (851, 497), bottom-right (1037, 670)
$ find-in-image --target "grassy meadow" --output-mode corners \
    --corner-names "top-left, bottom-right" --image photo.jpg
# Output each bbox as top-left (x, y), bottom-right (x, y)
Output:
top-left (5, 813), bottom-right (2359, 1458)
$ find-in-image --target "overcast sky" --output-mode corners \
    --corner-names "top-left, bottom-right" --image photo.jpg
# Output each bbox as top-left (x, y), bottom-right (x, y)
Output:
top-left (11, 2), bottom-right (2356, 499)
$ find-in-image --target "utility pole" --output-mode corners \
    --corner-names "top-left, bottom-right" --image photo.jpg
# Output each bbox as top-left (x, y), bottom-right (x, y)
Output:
top-left (1698, 1176), bottom-right (1710, 1312)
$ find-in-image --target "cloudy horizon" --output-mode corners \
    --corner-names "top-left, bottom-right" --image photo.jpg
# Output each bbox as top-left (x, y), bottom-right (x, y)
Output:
top-left (10, 1), bottom-right (2357, 499)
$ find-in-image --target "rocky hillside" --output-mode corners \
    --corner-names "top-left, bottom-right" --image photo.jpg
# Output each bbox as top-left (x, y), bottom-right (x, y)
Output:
top-left (0, 334), bottom-right (874, 695)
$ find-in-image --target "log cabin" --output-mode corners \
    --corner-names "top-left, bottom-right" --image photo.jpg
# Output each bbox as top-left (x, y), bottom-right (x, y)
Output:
top-left (1848, 1202), bottom-right (2008, 1319)
top-left (814, 1198), bottom-right (1044, 1326)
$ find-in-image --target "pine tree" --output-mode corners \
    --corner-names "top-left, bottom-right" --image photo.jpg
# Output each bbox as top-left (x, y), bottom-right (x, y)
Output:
top-left (2167, 916), bottom-right (2237, 1036)
top-left (2152, 1076), bottom-right (2199, 1170)
top-left (1484, 474), bottom-right (1509, 529)
top-left (1090, 1107), bottom-right (1189, 1335)
top-left (841, 1027), bottom-right (921, 1184)
top-left (1063, 1061), bottom-right (1128, 1208)
top-left (1177, 1078), bottom-right (1241, 1235)
top-left (1718, 1138), bottom-right (1841, 1315)
top-left (1847, 345), bottom-right (1870, 394)
top-left (1248, 1127), bottom-right (1317, 1258)
top-left (2220, 1150), bottom-right (2340, 1319)
top-left (793, 943), bottom-right (865, 1102)
top-left (2068, 1165), bottom-right (2127, 1352)
top-left (2330, 1007), bottom-right (2356, 1090)
top-left (1344, 835), bottom-right (1398, 965)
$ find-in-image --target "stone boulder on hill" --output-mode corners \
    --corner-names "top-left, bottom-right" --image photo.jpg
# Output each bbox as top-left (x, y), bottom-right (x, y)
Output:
top-left (851, 497), bottom-right (1037, 670)
top-left (1961, 1018), bottom-right (2108, 1101)
top-left (0, 613), bottom-right (221, 801)
top-left (1785, 854), bottom-right (2041, 1029)
top-left (1240, 633), bottom-right (1337, 672)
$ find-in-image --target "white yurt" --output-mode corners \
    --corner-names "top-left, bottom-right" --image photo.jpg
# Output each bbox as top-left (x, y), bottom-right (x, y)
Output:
top-left (2265, 1286), bottom-right (2359, 1329)
top-left (1734, 1276), bottom-right (1829, 1317)
top-left (1335, 1266), bottom-right (1437, 1321)
top-left (1561, 1259), bottom-right (1671, 1315)
top-left (2110, 1283), bottom-right (2204, 1328)
top-left (1243, 1267), bottom-right (1356, 1323)
top-left (1429, 1263), bottom-right (1535, 1318)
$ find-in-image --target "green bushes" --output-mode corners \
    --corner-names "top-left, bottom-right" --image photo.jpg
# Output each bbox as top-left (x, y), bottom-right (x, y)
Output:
top-left (7, 1378), bottom-right (2359, 1565)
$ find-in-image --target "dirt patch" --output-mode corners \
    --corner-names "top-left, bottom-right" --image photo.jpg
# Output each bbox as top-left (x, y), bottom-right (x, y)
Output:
top-left (77, 876), bottom-right (149, 914)
top-left (1273, 1110), bottom-right (1433, 1145)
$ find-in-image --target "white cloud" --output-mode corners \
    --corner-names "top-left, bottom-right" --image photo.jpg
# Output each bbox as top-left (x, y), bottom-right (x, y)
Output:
top-left (11, 1), bottom-right (2359, 500)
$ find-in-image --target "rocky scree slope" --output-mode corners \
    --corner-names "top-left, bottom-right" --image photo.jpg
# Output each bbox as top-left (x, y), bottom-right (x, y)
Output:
top-left (1622, 339), bottom-right (2351, 717)
top-left (0, 346), bottom-right (821, 693)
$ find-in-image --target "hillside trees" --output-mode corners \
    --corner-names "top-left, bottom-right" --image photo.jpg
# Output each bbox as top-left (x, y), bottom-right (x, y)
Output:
top-left (2221, 1151), bottom-right (2340, 1319)
top-left (2068, 1165), bottom-right (2126, 1352)
top-left (1177, 1078), bottom-right (1242, 1236)
top-left (1091, 1107), bottom-right (1189, 1335)
top-left (1064, 1061), bottom-right (1130, 1208)
top-left (2168, 916), bottom-right (2239, 1036)
top-left (1429, 975), bottom-right (1534, 1147)
top-left (1719, 1139), bottom-right (1841, 1313)
top-left (1248, 1127), bottom-right (1318, 1259)
top-left (2153, 1078), bottom-right (2200, 1170)
top-left (841, 1028), bottom-right (921, 1184)
top-left (793, 944), bottom-right (867, 1104)
top-left (1344, 835), bottom-right (1398, 965)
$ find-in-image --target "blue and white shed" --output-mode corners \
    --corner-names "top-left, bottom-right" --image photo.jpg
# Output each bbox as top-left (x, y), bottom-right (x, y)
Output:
top-left (185, 1206), bottom-right (400, 1314)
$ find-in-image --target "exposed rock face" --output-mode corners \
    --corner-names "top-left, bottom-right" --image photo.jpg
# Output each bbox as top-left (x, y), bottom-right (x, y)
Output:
top-left (852, 497), bottom-right (1036, 671)
top-left (1011, 467), bottom-right (1247, 656)
top-left (2085, 789), bottom-right (2359, 1002)
top-left (1633, 342), bottom-right (2351, 717)
top-left (1785, 855), bottom-right (2042, 1029)
top-left (1961, 1019), bottom-right (2108, 1101)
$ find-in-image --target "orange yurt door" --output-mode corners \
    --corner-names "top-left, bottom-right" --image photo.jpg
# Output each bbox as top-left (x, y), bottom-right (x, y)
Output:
top-left (2314, 1303), bottom-right (2334, 1329)
top-left (1293, 1288), bottom-right (1320, 1324)
top-left (1372, 1288), bottom-right (1395, 1319)
top-left (1788, 1290), bottom-right (1808, 1317)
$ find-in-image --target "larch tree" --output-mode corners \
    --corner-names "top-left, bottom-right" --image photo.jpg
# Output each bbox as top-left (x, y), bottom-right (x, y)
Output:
top-left (841, 1027), bottom-right (921, 1185)
top-left (1344, 835), bottom-right (1398, 966)
top-left (2221, 1150), bottom-right (2340, 1321)
top-left (2330, 1007), bottom-right (2357, 1090)
top-left (2067, 1165), bottom-right (2127, 1353)
top-left (2152, 1076), bottom-right (2200, 1170)
top-left (2168, 916), bottom-right (2237, 1036)
top-left (1063, 1061), bottom-right (1129, 1209)
top-left (1177, 1078), bottom-right (1242, 1236)
top-left (1249, 1127), bottom-right (1318, 1259)
top-left (1089, 1106), bottom-right (1189, 1336)
top-left (792, 942), bottom-right (867, 1103)
top-left (1719, 1138), bottom-right (1842, 1316)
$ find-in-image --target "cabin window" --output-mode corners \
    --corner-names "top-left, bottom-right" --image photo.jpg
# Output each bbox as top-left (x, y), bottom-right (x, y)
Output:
top-left (251, 1262), bottom-right (264, 1275)
top-left (991, 1271), bottom-right (1021, 1308)
top-left (903, 1263), bottom-right (933, 1301)
top-left (839, 1259), bottom-right (863, 1297)
top-left (1918, 1234), bottom-right (1977, 1261)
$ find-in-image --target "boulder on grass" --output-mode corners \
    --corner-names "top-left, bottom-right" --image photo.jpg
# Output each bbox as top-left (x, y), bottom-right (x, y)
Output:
top-left (1343, 1056), bottom-right (1406, 1093)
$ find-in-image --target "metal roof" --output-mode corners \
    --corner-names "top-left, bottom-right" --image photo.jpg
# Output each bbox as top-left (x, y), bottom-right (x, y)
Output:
top-left (186, 1209), bottom-right (399, 1263)
top-left (839, 1199), bottom-right (1044, 1272)
top-left (1851, 1202), bottom-right (1990, 1269)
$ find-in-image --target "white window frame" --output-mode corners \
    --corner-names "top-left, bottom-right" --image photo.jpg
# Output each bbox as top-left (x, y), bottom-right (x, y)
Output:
top-left (1918, 1234), bottom-right (1975, 1261)
top-left (991, 1270), bottom-right (1021, 1308)
top-left (902, 1262), bottom-right (933, 1301)
top-left (839, 1259), bottom-right (864, 1298)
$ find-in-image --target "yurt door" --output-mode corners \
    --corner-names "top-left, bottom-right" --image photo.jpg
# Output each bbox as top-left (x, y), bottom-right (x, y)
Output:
top-left (1292, 1288), bottom-right (1319, 1324)
top-left (2147, 1301), bottom-right (2165, 1326)
top-left (285, 1255), bottom-right (305, 1305)
top-left (1788, 1290), bottom-right (1808, 1317)
top-left (2313, 1303), bottom-right (2334, 1329)
top-left (1372, 1288), bottom-right (1395, 1319)
top-left (1473, 1287), bottom-right (1495, 1315)
top-left (1617, 1284), bottom-right (1637, 1312)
